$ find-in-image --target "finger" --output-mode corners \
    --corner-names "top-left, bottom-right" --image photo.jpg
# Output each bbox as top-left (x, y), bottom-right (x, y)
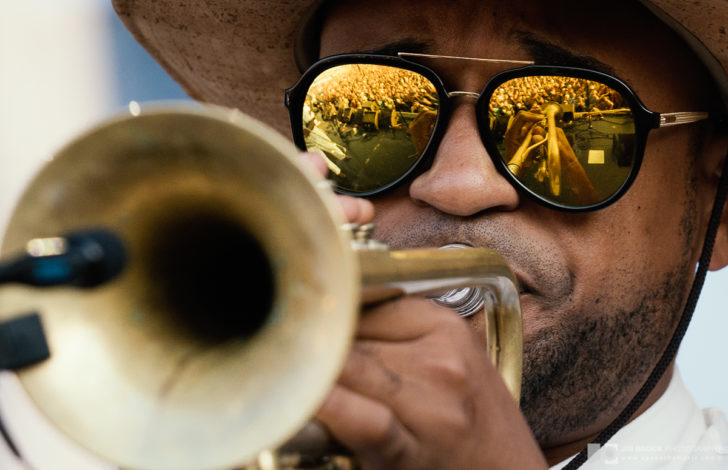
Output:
top-left (338, 195), bottom-right (375, 225)
top-left (316, 385), bottom-right (418, 468)
top-left (300, 151), bottom-right (328, 177)
top-left (299, 152), bottom-right (375, 224)
top-left (330, 338), bottom-right (495, 469)
top-left (338, 333), bottom-right (484, 413)
top-left (357, 296), bottom-right (460, 341)
top-left (338, 341), bottom-right (407, 399)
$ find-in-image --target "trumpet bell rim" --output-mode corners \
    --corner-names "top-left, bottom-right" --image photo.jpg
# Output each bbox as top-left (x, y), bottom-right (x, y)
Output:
top-left (0, 103), bottom-right (360, 470)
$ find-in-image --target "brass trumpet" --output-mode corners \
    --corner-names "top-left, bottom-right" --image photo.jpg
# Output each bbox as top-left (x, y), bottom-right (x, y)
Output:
top-left (0, 104), bottom-right (522, 470)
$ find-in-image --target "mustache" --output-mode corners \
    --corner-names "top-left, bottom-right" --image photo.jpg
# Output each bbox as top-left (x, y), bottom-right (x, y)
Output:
top-left (373, 210), bottom-right (573, 301)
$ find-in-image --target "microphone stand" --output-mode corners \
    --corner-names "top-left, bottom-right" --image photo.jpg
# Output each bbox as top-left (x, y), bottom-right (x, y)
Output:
top-left (0, 229), bottom-right (127, 469)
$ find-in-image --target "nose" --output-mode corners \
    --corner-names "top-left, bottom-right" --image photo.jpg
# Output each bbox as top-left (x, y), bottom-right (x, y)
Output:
top-left (409, 102), bottom-right (520, 216)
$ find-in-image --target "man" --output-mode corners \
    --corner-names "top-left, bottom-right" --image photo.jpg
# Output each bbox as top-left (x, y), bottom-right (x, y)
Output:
top-left (4, 0), bottom-right (722, 469)
top-left (108, 0), bottom-right (728, 468)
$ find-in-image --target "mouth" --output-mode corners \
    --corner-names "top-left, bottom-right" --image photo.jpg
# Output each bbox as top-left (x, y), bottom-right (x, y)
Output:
top-left (515, 273), bottom-right (534, 297)
top-left (437, 241), bottom-right (534, 297)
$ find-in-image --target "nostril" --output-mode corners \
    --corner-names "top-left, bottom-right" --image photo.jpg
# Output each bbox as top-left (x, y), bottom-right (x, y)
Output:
top-left (409, 159), bottom-right (521, 216)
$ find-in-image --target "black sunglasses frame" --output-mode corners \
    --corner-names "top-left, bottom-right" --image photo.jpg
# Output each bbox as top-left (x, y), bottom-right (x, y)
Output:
top-left (285, 53), bottom-right (662, 212)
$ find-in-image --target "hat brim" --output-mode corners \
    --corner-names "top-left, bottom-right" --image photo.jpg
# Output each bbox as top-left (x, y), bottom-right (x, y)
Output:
top-left (112, 0), bottom-right (323, 136)
top-left (638, 0), bottom-right (728, 110)
top-left (112, 0), bottom-right (728, 137)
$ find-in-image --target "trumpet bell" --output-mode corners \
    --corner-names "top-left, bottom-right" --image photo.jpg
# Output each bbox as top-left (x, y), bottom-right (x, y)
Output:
top-left (0, 105), bottom-right (359, 470)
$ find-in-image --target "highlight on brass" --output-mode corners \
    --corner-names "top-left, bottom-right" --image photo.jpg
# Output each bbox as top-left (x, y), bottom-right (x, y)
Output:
top-left (488, 75), bottom-right (636, 207)
top-left (302, 63), bottom-right (440, 193)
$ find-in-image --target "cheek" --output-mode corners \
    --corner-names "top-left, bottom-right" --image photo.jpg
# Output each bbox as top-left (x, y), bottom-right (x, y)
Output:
top-left (625, 130), bottom-right (699, 261)
top-left (562, 130), bottom-right (699, 311)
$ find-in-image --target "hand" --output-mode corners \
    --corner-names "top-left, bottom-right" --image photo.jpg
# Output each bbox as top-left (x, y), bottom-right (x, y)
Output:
top-left (503, 110), bottom-right (546, 161)
top-left (316, 297), bottom-right (548, 469)
top-left (300, 151), bottom-right (546, 469)
top-left (300, 152), bottom-right (374, 225)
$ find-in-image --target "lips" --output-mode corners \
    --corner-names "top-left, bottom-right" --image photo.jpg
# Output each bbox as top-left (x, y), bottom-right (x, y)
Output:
top-left (513, 271), bottom-right (534, 297)
top-left (373, 209), bottom-right (570, 301)
top-left (437, 241), bottom-right (534, 297)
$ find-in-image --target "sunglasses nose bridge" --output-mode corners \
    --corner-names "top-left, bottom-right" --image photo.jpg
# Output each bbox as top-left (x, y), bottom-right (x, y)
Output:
top-left (446, 90), bottom-right (481, 100)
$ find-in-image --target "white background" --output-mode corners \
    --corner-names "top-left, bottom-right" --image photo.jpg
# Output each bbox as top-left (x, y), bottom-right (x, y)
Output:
top-left (0, 1), bottom-right (725, 468)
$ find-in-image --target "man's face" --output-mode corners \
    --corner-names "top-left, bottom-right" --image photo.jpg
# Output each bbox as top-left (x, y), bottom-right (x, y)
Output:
top-left (317, 0), bottom-right (716, 447)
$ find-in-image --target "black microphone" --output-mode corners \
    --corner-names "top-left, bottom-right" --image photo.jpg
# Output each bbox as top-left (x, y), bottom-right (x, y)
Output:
top-left (0, 228), bottom-right (127, 288)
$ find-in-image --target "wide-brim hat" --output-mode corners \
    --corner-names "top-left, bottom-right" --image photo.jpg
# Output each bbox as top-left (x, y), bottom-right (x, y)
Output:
top-left (112, 0), bottom-right (728, 137)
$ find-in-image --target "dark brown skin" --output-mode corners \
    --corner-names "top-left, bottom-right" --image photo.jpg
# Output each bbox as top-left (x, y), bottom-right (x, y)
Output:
top-left (298, 0), bottom-right (728, 467)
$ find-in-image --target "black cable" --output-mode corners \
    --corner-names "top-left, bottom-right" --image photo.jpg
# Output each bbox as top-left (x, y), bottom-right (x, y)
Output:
top-left (0, 406), bottom-right (21, 458)
top-left (563, 151), bottom-right (728, 469)
top-left (0, 382), bottom-right (38, 470)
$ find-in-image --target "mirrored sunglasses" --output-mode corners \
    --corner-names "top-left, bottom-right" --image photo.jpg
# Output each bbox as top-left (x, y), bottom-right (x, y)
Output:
top-left (285, 53), bottom-right (709, 211)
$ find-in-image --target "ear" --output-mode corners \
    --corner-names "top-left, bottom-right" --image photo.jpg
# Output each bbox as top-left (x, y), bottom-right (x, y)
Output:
top-left (709, 194), bottom-right (728, 271)
top-left (700, 122), bottom-right (728, 271)
top-left (708, 136), bottom-right (728, 271)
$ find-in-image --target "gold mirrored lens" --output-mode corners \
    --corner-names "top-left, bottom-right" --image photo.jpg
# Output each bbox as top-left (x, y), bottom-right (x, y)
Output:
top-left (488, 75), bottom-right (636, 207)
top-left (303, 63), bottom-right (439, 193)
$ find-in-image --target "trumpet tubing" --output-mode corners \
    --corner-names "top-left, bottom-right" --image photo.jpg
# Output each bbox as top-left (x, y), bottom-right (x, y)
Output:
top-left (0, 104), bottom-right (522, 470)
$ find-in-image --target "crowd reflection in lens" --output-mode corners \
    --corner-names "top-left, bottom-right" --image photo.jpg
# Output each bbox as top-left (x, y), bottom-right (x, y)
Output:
top-left (489, 76), bottom-right (636, 207)
top-left (489, 75), bottom-right (623, 116)
top-left (303, 63), bottom-right (440, 193)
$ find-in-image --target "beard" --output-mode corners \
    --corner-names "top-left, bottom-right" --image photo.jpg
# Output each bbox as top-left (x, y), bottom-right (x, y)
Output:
top-left (518, 263), bottom-right (691, 444)
top-left (519, 172), bottom-right (700, 445)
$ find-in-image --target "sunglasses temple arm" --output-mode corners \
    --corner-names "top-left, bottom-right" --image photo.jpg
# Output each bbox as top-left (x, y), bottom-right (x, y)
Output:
top-left (658, 111), bottom-right (709, 127)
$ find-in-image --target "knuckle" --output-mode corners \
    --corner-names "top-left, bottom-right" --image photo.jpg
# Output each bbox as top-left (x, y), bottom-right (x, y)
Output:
top-left (358, 412), bottom-right (415, 468)
top-left (427, 353), bottom-right (470, 385)
top-left (357, 407), bottom-right (398, 447)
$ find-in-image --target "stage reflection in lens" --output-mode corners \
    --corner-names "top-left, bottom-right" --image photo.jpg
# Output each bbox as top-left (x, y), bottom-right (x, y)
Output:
top-left (488, 75), bottom-right (637, 207)
top-left (303, 63), bottom-right (440, 193)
